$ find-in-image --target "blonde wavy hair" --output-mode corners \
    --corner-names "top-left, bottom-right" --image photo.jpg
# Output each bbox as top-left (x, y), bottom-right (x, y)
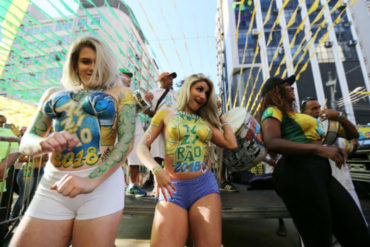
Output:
top-left (176, 74), bottom-right (221, 128)
top-left (61, 36), bottom-right (120, 90)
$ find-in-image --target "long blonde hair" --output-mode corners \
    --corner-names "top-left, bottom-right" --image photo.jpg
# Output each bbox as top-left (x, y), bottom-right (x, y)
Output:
top-left (176, 74), bottom-right (221, 128)
top-left (61, 36), bottom-right (120, 90)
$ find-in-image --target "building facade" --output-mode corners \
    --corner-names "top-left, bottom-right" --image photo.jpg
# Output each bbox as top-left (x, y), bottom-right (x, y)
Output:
top-left (0, 0), bottom-right (159, 104)
top-left (216, 0), bottom-right (370, 124)
top-left (349, 0), bottom-right (370, 81)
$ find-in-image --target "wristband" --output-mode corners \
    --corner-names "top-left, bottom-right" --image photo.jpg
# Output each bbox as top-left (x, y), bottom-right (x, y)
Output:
top-left (221, 121), bottom-right (229, 127)
top-left (152, 166), bottom-right (162, 175)
top-left (337, 111), bottom-right (346, 121)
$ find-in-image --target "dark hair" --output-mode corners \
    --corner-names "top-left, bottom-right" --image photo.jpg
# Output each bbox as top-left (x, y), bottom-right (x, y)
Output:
top-left (258, 84), bottom-right (296, 121)
top-left (300, 97), bottom-right (317, 111)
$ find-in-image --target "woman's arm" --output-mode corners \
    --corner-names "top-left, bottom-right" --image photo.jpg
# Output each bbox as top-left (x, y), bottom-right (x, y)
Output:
top-left (20, 88), bottom-right (80, 156)
top-left (20, 88), bottom-right (55, 155)
top-left (137, 125), bottom-right (162, 171)
top-left (262, 117), bottom-right (345, 166)
top-left (87, 88), bottom-right (136, 182)
top-left (209, 115), bottom-right (237, 150)
top-left (136, 111), bottom-right (175, 200)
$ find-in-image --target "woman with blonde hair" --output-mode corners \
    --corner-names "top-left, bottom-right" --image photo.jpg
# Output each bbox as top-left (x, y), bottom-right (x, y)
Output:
top-left (10, 36), bottom-right (136, 247)
top-left (137, 73), bottom-right (237, 246)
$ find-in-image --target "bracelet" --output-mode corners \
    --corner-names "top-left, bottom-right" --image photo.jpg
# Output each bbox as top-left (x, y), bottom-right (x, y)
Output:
top-left (337, 111), bottom-right (346, 121)
top-left (152, 166), bottom-right (162, 175)
top-left (221, 121), bottom-right (229, 127)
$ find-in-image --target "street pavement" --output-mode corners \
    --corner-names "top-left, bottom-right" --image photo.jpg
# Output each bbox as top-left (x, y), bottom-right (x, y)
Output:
top-left (115, 214), bottom-right (301, 247)
top-left (115, 193), bottom-right (370, 247)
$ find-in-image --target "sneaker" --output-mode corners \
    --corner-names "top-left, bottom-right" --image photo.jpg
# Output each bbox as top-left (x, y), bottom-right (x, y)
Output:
top-left (126, 184), bottom-right (147, 197)
top-left (219, 181), bottom-right (238, 192)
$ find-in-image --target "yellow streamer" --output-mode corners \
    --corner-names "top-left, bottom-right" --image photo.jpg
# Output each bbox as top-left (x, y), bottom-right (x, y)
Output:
top-left (307, 0), bottom-right (320, 15)
top-left (296, 0), bottom-right (359, 79)
top-left (263, 0), bottom-right (274, 26)
top-left (240, 35), bottom-right (261, 107)
top-left (232, 1), bottom-right (257, 108)
top-left (235, 0), bottom-right (246, 46)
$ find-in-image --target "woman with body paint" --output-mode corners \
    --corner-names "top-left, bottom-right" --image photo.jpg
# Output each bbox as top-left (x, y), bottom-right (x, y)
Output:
top-left (137, 73), bottom-right (237, 246)
top-left (10, 36), bottom-right (136, 247)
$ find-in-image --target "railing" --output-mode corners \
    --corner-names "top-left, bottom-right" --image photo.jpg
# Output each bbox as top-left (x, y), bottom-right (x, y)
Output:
top-left (0, 135), bottom-right (44, 243)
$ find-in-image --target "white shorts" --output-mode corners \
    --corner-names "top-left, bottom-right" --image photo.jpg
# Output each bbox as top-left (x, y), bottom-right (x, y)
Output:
top-left (150, 133), bottom-right (165, 159)
top-left (25, 163), bottom-right (125, 220)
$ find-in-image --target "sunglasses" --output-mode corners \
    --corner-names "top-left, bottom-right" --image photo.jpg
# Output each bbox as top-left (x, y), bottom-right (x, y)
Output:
top-left (300, 97), bottom-right (317, 110)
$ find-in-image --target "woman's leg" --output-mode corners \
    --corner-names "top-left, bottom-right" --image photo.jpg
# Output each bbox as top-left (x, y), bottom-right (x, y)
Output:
top-left (327, 176), bottom-right (370, 246)
top-left (189, 193), bottom-right (222, 247)
top-left (9, 216), bottom-right (73, 247)
top-left (151, 202), bottom-right (189, 247)
top-left (71, 210), bottom-right (122, 247)
top-left (273, 157), bottom-right (333, 247)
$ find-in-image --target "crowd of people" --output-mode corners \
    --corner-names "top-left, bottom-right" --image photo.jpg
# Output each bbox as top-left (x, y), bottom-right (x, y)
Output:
top-left (0, 35), bottom-right (368, 246)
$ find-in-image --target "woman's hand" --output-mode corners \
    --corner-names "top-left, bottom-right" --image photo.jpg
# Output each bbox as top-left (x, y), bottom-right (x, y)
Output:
top-left (39, 130), bottom-right (80, 153)
top-left (50, 174), bottom-right (97, 198)
top-left (219, 114), bottom-right (227, 123)
top-left (153, 168), bottom-right (176, 201)
top-left (315, 145), bottom-right (346, 168)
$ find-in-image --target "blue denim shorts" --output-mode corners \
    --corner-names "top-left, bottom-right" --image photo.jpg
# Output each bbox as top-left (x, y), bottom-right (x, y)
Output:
top-left (158, 169), bottom-right (219, 210)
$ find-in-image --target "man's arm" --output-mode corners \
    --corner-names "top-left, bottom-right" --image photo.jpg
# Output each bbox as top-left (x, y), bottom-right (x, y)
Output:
top-left (321, 109), bottom-right (359, 139)
top-left (0, 152), bottom-right (19, 181)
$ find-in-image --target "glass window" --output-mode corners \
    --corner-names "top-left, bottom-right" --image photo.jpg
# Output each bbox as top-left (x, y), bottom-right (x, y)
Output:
top-left (92, 17), bottom-right (100, 25)
top-left (77, 18), bottom-right (87, 27)
top-left (65, 22), bottom-right (72, 29)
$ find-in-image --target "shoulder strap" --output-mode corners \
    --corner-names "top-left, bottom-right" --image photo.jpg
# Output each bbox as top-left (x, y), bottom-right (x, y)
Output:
top-left (154, 88), bottom-right (170, 112)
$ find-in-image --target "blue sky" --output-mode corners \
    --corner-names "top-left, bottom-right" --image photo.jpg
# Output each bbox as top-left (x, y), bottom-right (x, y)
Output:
top-left (33, 0), bottom-right (219, 93)
top-left (124, 0), bottom-right (218, 92)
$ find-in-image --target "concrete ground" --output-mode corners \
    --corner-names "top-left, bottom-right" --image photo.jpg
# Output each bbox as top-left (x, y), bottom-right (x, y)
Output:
top-left (4, 186), bottom-right (370, 246)
top-left (115, 214), bottom-right (301, 247)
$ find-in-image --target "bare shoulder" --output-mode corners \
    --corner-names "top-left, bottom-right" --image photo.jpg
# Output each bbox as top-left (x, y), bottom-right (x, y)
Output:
top-left (39, 87), bottom-right (62, 106)
top-left (164, 110), bottom-right (176, 123)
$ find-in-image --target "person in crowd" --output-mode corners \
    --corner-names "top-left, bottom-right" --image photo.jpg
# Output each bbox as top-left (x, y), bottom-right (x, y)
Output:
top-left (137, 73), bottom-right (237, 246)
top-left (259, 75), bottom-right (370, 247)
top-left (0, 116), bottom-right (20, 230)
top-left (11, 153), bottom-right (48, 219)
top-left (0, 115), bottom-right (6, 127)
top-left (119, 67), bottom-right (147, 197)
top-left (9, 36), bottom-right (136, 247)
top-left (0, 115), bottom-right (20, 182)
top-left (301, 97), bottom-right (363, 211)
top-left (143, 72), bottom-right (178, 191)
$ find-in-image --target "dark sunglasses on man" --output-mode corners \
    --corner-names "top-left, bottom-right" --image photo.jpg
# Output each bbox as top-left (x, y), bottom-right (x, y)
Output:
top-left (300, 97), bottom-right (317, 110)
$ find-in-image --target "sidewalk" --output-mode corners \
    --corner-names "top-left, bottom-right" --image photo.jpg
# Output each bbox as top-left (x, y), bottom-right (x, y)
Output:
top-left (115, 239), bottom-right (150, 247)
